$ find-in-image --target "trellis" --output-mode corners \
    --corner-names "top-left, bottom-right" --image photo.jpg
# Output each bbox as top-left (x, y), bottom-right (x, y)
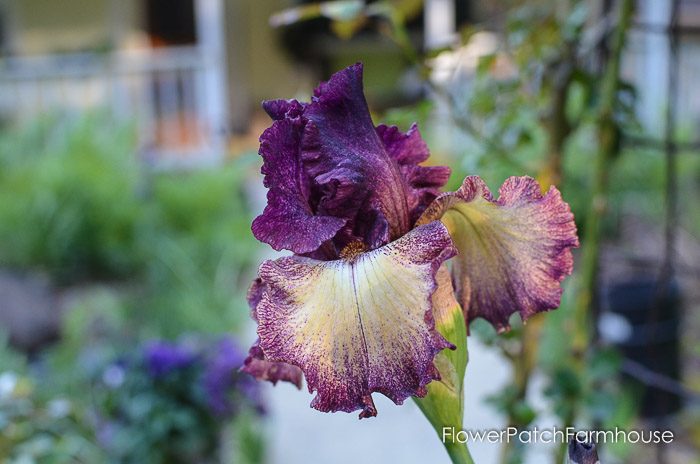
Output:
top-left (615, 1), bottom-right (700, 460)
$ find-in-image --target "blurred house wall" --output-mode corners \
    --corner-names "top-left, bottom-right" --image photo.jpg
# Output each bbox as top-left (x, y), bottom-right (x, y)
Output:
top-left (224, 0), bottom-right (308, 132)
top-left (243, 0), bottom-right (303, 103)
top-left (3, 0), bottom-right (304, 134)
top-left (12, 0), bottom-right (144, 54)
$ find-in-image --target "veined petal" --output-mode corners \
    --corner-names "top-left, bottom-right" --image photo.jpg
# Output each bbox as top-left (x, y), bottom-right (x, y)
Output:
top-left (242, 278), bottom-right (304, 388)
top-left (418, 176), bottom-right (579, 332)
top-left (255, 221), bottom-right (456, 418)
top-left (301, 63), bottom-right (413, 248)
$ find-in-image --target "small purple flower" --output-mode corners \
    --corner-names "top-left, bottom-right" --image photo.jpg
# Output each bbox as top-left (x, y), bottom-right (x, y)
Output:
top-left (202, 338), bottom-right (256, 417)
top-left (244, 63), bottom-right (579, 418)
top-left (144, 341), bottom-right (196, 378)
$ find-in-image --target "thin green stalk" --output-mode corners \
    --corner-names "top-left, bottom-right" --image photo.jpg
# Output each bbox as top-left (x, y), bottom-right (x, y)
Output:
top-left (542, 63), bottom-right (573, 187)
top-left (444, 440), bottom-right (476, 464)
top-left (498, 320), bottom-right (540, 464)
top-left (557, 0), bottom-right (634, 462)
top-left (573, 0), bottom-right (633, 355)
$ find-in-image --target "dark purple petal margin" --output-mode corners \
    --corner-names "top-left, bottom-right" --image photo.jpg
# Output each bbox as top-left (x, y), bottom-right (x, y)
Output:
top-left (242, 278), bottom-right (304, 388)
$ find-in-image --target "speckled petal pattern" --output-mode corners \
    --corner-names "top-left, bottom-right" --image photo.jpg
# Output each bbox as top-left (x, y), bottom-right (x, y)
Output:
top-left (242, 340), bottom-right (304, 389)
top-left (255, 221), bottom-right (456, 418)
top-left (242, 278), bottom-right (304, 388)
top-left (418, 176), bottom-right (579, 331)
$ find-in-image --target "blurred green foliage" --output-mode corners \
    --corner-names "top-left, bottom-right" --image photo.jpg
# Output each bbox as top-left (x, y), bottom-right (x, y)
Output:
top-left (0, 333), bottom-right (264, 464)
top-left (0, 113), bottom-right (260, 336)
top-left (0, 112), bottom-right (265, 462)
top-left (140, 162), bottom-right (259, 336)
top-left (0, 114), bottom-right (141, 282)
top-left (0, 372), bottom-right (105, 463)
top-left (0, 334), bottom-right (105, 463)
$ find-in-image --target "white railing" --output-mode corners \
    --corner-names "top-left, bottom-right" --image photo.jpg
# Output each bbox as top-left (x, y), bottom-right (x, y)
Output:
top-left (0, 45), bottom-right (228, 167)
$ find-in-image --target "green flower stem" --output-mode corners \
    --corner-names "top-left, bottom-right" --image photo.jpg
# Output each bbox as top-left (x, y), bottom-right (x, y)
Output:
top-left (498, 318), bottom-right (542, 464)
top-left (415, 387), bottom-right (476, 464)
top-left (414, 269), bottom-right (474, 464)
top-left (443, 439), bottom-right (476, 464)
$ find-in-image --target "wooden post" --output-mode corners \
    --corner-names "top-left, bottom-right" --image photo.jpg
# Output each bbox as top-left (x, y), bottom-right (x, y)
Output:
top-left (195, 0), bottom-right (228, 165)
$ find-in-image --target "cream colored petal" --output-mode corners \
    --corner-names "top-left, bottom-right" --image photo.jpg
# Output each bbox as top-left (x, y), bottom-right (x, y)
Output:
top-left (255, 221), bottom-right (455, 417)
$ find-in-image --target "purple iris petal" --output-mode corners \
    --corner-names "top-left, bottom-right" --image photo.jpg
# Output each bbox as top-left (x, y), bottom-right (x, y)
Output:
top-left (242, 340), bottom-right (303, 389)
top-left (376, 123), bottom-right (452, 225)
top-left (144, 341), bottom-right (196, 378)
top-left (252, 63), bottom-right (450, 258)
top-left (252, 115), bottom-right (347, 254)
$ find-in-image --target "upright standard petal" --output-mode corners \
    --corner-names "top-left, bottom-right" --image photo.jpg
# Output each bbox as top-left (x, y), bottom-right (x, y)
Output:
top-left (255, 221), bottom-right (456, 418)
top-left (253, 63), bottom-right (450, 257)
top-left (252, 117), bottom-right (346, 254)
top-left (418, 176), bottom-right (579, 332)
top-left (376, 123), bottom-right (452, 225)
top-left (301, 63), bottom-right (413, 249)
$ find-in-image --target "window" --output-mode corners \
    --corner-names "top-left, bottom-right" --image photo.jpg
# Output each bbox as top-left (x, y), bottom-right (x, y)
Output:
top-left (145, 0), bottom-right (196, 47)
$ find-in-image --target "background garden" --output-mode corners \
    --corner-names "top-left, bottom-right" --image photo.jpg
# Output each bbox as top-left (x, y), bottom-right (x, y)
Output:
top-left (0, 0), bottom-right (698, 463)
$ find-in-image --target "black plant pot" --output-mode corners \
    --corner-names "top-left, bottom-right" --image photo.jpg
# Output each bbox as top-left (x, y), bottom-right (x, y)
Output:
top-left (601, 278), bottom-right (682, 418)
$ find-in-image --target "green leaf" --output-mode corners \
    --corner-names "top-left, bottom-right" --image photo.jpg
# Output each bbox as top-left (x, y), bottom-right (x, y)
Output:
top-left (477, 54), bottom-right (497, 74)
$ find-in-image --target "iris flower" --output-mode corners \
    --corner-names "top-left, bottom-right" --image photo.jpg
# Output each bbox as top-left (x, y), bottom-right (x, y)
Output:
top-left (243, 64), bottom-right (578, 419)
